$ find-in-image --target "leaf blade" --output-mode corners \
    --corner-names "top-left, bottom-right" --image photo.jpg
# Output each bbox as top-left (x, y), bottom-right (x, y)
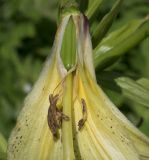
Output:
top-left (93, 18), bottom-right (149, 70)
top-left (92, 0), bottom-right (123, 47)
top-left (85, 0), bottom-right (102, 19)
top-left (115, 77), bottom-right (149, 108)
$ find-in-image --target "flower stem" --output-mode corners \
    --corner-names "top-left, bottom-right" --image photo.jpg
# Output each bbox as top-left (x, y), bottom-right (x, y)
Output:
top-left (60, 0), bottom-right (77, 10)
top-left (62, 73), bottom-right (75, 160)
top-left (59, 0), bottom-right (78, 20)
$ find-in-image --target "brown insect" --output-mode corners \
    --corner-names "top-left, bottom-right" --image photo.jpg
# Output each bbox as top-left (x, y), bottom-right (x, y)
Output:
top-left (78, 98), bottom-right (87, 130)
top-left (47, 94), bottom-right (69, 139)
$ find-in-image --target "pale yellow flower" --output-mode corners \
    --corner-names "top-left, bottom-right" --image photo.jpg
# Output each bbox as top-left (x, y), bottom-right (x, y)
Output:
top-left (8, 11), bottom-right (149, 160)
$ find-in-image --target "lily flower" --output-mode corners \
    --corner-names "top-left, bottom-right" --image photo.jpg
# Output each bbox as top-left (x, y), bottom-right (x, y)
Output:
top-left (8, 8), bottom-right (149, 160)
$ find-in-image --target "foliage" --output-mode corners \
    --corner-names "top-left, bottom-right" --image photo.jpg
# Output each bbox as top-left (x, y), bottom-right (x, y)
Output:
top-left (0, 132), bottom-right (7, 160)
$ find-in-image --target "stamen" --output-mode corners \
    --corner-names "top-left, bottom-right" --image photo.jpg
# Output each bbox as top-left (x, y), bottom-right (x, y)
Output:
top-left (52, 77), bottom-right (66, 96)
top-left (78, 98), bottom-right (87, 130)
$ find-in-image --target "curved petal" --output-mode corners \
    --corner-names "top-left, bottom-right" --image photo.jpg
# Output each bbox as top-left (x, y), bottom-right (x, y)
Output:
top-left (75, 66), bottom-right (149, 160)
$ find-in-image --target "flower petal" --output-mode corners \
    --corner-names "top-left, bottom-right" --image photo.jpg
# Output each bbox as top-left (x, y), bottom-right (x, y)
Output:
top-left (74, 66), bottom-right (149, 159)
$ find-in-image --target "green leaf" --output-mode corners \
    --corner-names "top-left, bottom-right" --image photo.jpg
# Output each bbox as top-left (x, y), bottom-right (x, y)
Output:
top-left (8, 0), bottom-right (58, 21)
top-left (97, 71), bottom-right (149, 108)
top-left (77, 0), bottom-right (88, 13)
top-left (128, 38), bottom-right (149, 78)
top-left (137, 78), bottom-right (149, 90)
top-left (85, 0), bottom-right (102, 19)
top-left (115, 77), bottom-right (149, 108)
top-left (96, 71), bottom-right (125, 106)
top-left (92, 0), bottom-right (123, 47)
top-left (130, 103), bottom-right (149, 136)
top-left (97, 71), bottom-right (121, 92)
top-left (93, 17), bottom-right (149, 70)
top-left (0, 133), bottom-right (7, 160)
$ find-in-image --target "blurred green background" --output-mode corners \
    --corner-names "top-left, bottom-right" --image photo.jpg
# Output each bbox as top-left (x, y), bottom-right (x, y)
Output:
top-left (0, 0), bottom-right (149, 140)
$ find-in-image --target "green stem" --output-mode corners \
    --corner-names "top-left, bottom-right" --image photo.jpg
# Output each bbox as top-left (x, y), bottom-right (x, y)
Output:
top-left (59, 0), bottom-right (78, 19)
top-left (62, 73), bottom-right (75, 160)
top-left (60, 0), bottom-right (75, 5)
